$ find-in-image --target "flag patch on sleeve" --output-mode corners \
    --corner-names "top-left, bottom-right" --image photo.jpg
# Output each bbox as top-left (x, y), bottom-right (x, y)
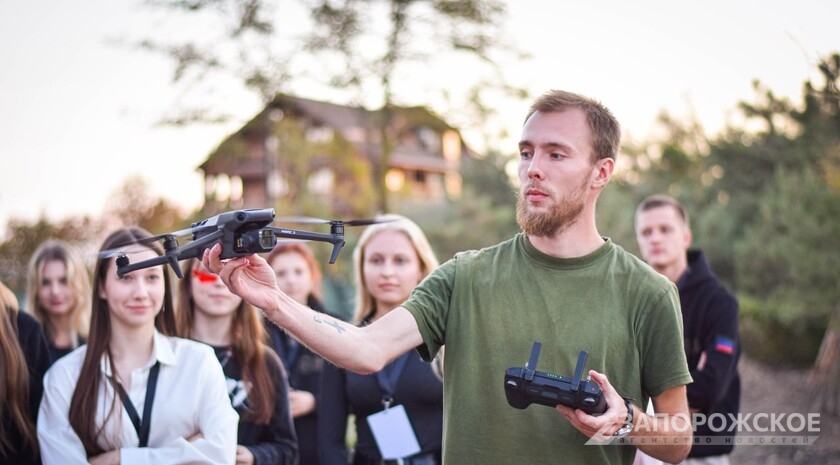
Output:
top-left (715, 336), bottom-right (735, 355)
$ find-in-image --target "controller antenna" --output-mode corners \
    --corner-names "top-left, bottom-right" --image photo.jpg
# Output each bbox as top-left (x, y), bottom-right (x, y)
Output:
top-left (570, 350), bottom-right (588, 392)
top-left (525, 341), bottom-right (541, 381)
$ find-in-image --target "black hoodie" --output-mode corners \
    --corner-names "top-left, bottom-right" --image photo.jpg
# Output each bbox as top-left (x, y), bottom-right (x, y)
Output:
top-left (678, 250), bottom-right (741, 457)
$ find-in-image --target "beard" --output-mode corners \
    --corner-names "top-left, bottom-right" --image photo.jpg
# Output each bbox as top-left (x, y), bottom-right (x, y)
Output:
top-left (516, 181), bottom-right (588, 237)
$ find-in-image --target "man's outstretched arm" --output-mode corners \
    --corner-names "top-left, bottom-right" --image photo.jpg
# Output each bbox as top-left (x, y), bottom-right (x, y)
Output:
top-left (203, 243), bottom-right (424, 374)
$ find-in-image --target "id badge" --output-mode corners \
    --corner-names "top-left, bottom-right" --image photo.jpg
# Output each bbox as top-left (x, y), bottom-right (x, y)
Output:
top-left (366, 404), bottom-right (421, 459)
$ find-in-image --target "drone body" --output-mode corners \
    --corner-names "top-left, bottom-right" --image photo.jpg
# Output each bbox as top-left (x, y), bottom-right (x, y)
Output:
top-left (113, 208), bottom-right (364, 279)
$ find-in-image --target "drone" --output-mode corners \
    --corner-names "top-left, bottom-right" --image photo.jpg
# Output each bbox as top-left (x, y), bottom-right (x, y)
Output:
top-left (111, 208), bottom-right (385, 278)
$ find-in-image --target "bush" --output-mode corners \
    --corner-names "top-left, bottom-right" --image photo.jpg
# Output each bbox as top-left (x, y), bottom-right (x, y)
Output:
top-left (738, 294), bottom-right (827, 368)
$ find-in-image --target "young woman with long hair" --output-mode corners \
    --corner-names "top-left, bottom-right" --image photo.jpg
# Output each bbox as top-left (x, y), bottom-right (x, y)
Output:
top-left (38, 227), bottom-right (238, 465)
top-left (25, 239), bottom-right (92, 362)
top-left (1, 280), bottom-right (51, 465)
top-left (318, 215), bottom-right (444, 465)
top-left (265, 242), bottom-right (338, 465)
top-left (177, 257), bottom-right (298, 465)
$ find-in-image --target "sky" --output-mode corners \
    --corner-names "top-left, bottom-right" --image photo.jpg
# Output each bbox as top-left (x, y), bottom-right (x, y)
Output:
top-left (1, 0), bottom-right (838, 233)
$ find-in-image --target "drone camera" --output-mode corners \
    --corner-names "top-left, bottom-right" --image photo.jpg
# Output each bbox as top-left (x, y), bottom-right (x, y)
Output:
top-left (234, 229), bottom-right (277, 254)
top-left (259, 229), bottom-right (275, 249)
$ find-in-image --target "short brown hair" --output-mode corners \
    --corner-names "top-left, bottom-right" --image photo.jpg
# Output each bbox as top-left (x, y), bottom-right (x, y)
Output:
top-left (636, 194), bottom-right (690, 229)
top-left (525, 90), bottom-right (621, 162)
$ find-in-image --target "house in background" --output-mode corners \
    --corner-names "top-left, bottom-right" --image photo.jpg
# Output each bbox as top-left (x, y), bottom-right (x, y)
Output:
top-left (198, 93), bottom-right (475, 219)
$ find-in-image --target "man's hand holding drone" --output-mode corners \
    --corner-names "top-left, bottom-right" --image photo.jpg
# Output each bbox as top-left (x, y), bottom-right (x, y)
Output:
top-left (202, 243), bottom-right (285, 314)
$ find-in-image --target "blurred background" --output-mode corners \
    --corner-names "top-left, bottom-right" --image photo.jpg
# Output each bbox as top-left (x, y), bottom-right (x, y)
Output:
top-left (1, 0), bottom-right (839, 431)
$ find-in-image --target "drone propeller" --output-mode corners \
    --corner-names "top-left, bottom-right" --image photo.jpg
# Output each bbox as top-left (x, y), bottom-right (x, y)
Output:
top-left (150, 226), bottom-right (196, 241)
top-left (342, 218), bottom-right (391, 227)
top-left (276, 216), bottom-right (396, 227)
top-left (275, 215), bottom-right (328, 224)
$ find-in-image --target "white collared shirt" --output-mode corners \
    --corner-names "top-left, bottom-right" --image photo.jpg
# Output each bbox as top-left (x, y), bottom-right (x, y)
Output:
top-left (38, 330), bottom-right (239, 465)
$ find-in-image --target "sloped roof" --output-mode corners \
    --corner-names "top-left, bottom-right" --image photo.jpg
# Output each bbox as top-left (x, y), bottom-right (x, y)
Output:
top-left (199, 93), bottom-right (465, 176)
top-left (274, 94), bottom-right (373, 131)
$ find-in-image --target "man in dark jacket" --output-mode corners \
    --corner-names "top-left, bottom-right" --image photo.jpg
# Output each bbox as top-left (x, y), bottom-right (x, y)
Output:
top-left (635, 194), bottom-right (741, 465)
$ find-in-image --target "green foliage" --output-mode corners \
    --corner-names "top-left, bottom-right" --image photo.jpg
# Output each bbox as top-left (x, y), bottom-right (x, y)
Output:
top-left (412, 186), bottom-right (517, 262)
top-left (734, 168), bottom-right (840, 316)
top-left (595, 180), bottom-right (640, 254)
top-left (738, 294), bottom-right (826, 368)
top-left (613, 52), bottom-right (840, 367)
top-left (397, 151), bottom-right (519, 262)
top-left (690, 201), bottom-right (741, 287)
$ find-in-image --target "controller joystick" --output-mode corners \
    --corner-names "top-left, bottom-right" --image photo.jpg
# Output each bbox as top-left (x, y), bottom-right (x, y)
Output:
top-left (504, 341), bottom-right (607, 415)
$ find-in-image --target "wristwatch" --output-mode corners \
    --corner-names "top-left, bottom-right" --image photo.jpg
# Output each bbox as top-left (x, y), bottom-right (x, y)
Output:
top-left (612, 397), bottom-right (635, 438)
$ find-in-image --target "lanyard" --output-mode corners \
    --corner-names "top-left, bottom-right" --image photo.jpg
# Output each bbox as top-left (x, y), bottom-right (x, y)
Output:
top-left (280, 337), bottom-right (303, 370)
top-left (110, 361), bottom-right (161, 447)
top-left (271, 328), bottom-right (303, 370)
top-left (376, 352), bottom-right (410, 409)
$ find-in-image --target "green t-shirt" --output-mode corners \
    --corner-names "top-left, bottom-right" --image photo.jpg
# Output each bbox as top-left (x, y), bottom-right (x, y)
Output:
top-left (403, 234), bottom-right (692, 465)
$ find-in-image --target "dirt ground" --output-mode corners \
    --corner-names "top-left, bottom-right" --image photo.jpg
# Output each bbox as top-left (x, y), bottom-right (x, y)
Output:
top-left (728, 356), bottom-right (840, 465)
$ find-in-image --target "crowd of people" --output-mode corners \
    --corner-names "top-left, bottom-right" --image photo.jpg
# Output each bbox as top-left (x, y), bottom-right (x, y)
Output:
top-left (1, 89), bottom-right (741, 465)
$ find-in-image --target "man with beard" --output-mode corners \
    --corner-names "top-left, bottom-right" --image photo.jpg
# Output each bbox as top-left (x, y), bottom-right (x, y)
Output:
top-left (204, 90), bottom-right (693, 465)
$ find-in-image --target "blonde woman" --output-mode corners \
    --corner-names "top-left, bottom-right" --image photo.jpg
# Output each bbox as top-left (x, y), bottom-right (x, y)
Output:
top-left (318, 215), bottom-right (444, 465)
top-left (25, 240), bottom-right (91, 362)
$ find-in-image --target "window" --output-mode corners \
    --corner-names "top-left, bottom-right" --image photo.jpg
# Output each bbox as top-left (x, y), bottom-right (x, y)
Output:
top-left (307, 168), bottom-right (335, 195)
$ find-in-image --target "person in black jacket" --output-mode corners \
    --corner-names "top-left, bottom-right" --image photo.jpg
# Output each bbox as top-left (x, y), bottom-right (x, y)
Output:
top-left (1, 280), bottom-right (51, 465)
top-left (636, 194), bottom-right (741, 465)
top-left (178, 258), bottom-right (298, 465)
top-left (266, 242), bottom-right (341, 465)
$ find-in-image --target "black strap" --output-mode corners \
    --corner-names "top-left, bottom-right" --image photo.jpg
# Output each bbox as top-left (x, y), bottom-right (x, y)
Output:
top-left (269, 326), bottom-right (304, 370)
top-left (280, 336), bottom-right (303, 370)
top-left (111, 361), bottom-right (161, 447)
top-left (375, 352), bottom-right (410, 408)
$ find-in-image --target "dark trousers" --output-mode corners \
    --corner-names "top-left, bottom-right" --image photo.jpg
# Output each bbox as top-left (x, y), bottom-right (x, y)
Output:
top-left (352, 451), bottom-right (440, 465)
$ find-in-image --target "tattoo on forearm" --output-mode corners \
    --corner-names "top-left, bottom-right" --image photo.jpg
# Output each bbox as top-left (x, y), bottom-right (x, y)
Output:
top-left (313, 315), bottom-right (346, 334)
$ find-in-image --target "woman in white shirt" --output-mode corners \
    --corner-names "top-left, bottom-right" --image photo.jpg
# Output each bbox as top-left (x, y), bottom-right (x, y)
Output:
top-left (38, 227), bottom-right (239, 465)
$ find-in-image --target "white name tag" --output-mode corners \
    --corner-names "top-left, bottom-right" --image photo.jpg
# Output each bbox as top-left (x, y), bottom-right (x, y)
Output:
top-left (366, 404), bottom-right (421, 459)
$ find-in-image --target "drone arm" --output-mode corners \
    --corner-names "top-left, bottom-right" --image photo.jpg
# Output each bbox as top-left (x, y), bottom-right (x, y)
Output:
top-left (173, 230), bottom-right (225, 261)
top-left (328, 240), bottom-right (346, 264)
top-left (116, 255), bottom-right (172, 278)
top-left (265, 226), bottom-right (346, 264)
top-left (266, 227), bottom-right (338, 244)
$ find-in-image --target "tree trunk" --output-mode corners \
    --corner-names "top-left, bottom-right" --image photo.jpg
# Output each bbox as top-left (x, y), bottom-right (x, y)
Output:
top-left (809, 305), bottom-right (840, 415)
top-left (375, 104), bottom-right (393, 214)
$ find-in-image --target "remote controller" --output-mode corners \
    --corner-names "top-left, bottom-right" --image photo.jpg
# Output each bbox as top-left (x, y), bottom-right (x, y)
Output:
top-left (504, 341), bottom-right (607, 415)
